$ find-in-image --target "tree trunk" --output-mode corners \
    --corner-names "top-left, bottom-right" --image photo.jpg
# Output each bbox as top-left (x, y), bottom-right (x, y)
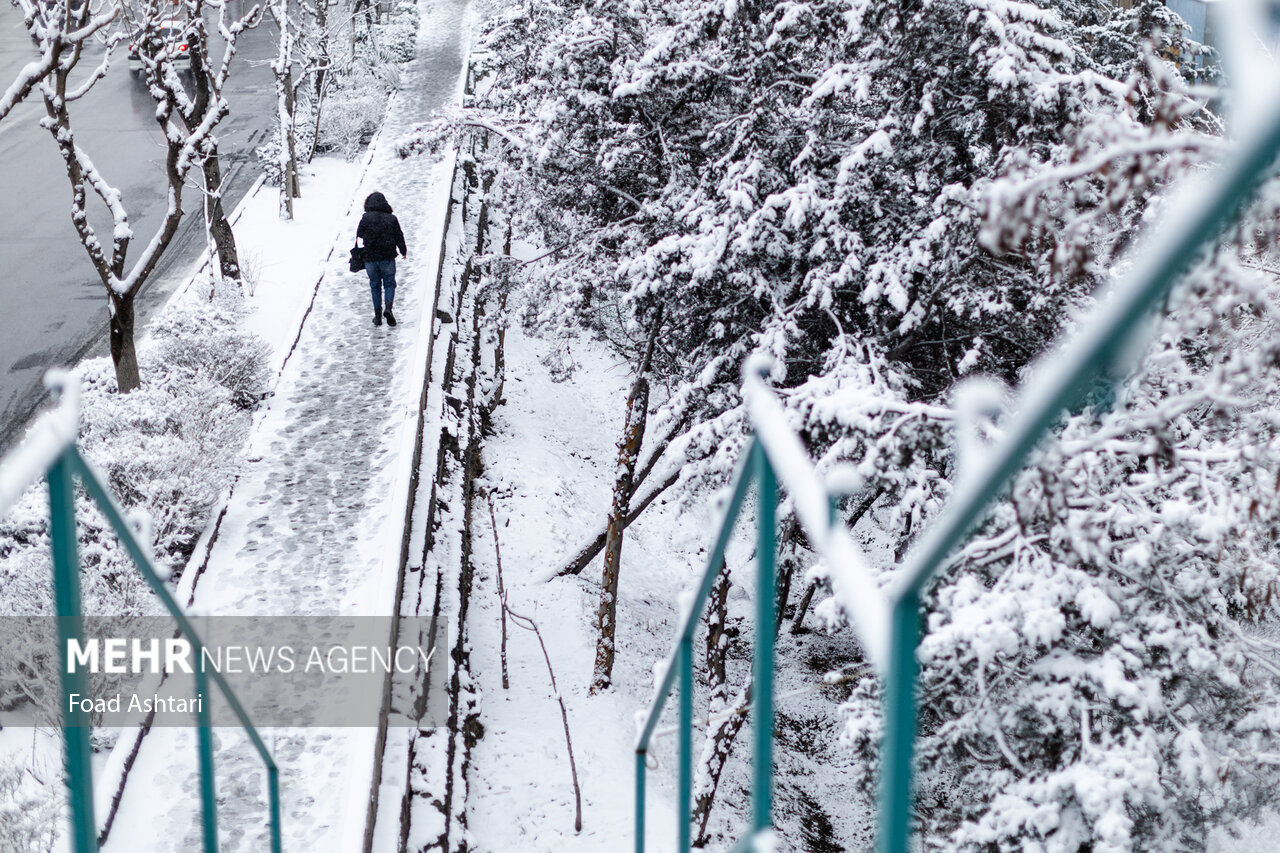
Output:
top-left (704, 568), bottom-right (730, 709)
top-left (274, 3), bottom-right (298, 219)
top-left (590, 371), bottom-right (650, 694)
top-left (276, 73), bottom-right (293, 219)
top-left (202, 140), bottom-right (240, 281)
top-left (691, 563), bottom-right (732, 846)
top-left (283, 67), bottom-right (301, 200)
top-left (108, 292), bottom-right (141, 393)
top-left (774, 550), bottom-right (797, 637)
top-left (589, 311), bottom-right (663, 692)
top-left (693, 678), bottom-right (752, 846)
top-left (307, 78), bottom-right (327, 164)
top-left (314, 1), bottom-right (329, 102)
top-left (309, 1), bottom-right (333, 157)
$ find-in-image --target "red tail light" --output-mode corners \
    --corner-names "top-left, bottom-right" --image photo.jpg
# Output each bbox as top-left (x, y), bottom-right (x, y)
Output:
top-left (178, 44), bottom-right (188, 51)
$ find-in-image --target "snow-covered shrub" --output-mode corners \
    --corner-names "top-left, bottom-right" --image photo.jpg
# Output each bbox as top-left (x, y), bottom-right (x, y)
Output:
top-left (0, 282), bottom-right (268, 725)
top-left (311, 2), bottom-right (418, 157)
top-left (0, 764), bottom-right (57, 853)
top-left (370, 0), bottom-right (419, 64)
top-left (78, 292), bottom-right (268, 565)
top-left (150, 297), bottom-right (270, 412)
top-left (257, 127), bottom-right (315, 187)
top-left (314, 78), bottom-right (389, 160)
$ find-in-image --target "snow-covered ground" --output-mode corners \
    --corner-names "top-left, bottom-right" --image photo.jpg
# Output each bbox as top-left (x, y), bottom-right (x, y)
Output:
top-left (1213, 813), bottom-right (1280, 852)
top-left (466, 328), bottom-right (679, 850)
top-left (464, 325), bottom-right (872, 852)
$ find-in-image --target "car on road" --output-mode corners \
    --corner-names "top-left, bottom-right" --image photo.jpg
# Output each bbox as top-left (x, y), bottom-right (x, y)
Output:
top-left (127, 20), bottom-right (191, 74)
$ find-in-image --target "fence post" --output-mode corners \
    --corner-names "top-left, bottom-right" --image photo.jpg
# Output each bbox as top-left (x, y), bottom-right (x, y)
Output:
top-left (679, 638), bottom-right (694, 853)
top-left (880, 590), bottom-right (920, 853)
top-left (47, 450), bottom-right (98, 853)
top-left (192, 641), bottom-right (219, 852)
top-left (752, 447), bottom-right (777, 833)
top-left (268, 763), bottom-right (283, 853)
top-left (635, 748), bottom-right (647, 853)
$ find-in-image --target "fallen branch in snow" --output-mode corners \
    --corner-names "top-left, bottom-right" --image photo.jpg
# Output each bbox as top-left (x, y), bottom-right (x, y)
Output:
top-left (503, 601), bottom-right (584, 833)
top-left (486, 495), bottom-right (510, 690)
top-left (545, 406), bottom-right (693, 581)
top-left (548, 467), bottom-right (681, 583)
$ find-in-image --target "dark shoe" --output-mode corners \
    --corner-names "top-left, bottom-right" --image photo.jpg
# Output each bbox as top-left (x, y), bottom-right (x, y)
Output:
top-left (373, 311), bottom-right (383, 326)
top-left (384, 307), bottom-right (397, 326)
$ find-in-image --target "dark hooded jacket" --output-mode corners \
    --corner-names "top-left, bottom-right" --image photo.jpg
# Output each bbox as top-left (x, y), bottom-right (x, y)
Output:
top-left (357, 192), bottom-right (406, 262)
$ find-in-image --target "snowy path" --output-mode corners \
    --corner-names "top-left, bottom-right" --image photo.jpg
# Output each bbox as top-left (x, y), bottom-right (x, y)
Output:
top-left (100, 1), bottom-right (470, 850)
top-left (465, 330), bottom-right (696, 852)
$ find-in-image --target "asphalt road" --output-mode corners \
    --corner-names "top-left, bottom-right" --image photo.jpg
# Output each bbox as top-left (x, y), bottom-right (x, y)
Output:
top-left (0, 5), bottom-right (278, 449)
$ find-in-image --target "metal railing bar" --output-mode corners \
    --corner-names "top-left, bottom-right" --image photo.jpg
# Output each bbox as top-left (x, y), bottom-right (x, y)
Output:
top-left (890, 99), bottom-right (1280, 605)
top-left (751, 448), bottom-right (776, 834)
top-left (634, 749), bottom-right (646, 853)
top-left (69, 452), bottom-right (267, 741)
top-left (634, 439), bottom-right (758, 753)
top-left (68, 449), bottom-right (283, 853)
top-left (47, 448), bottom-right (97, 853)
top-left (0, 372), bottom-right (79, 520)
top-left (192, 646), bottom-right (219, 852)
top-left (678, 638), bottom-right (694, 853)
top-left (880, 591), bottom-right (920, 853)
top-left (741, 359), bottom-right (889, 671)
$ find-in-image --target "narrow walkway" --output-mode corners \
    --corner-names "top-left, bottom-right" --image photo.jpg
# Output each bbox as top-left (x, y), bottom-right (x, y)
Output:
top-left (101, 2), bottom-right (470, 850)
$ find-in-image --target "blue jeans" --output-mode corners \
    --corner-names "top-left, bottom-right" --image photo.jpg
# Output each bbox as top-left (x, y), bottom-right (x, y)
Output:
top-left (365, 259), bottom-right (396, 314)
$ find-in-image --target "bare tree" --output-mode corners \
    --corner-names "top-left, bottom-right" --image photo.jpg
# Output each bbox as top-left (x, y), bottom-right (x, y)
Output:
top-left (18, 0), bottom-right (258, 391)
top-left (181, 3), bottom-right (260, 282)
top-left (298, 1), bottom-right (368, 164)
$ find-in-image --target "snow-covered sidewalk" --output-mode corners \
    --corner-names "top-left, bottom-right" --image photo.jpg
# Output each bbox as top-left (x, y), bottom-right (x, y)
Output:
top-left (100, 1), bottom-right (470, 850)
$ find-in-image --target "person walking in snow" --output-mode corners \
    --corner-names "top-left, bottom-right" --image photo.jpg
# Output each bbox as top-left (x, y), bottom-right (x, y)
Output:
top-left (357, 191), bottom-right (407, 326)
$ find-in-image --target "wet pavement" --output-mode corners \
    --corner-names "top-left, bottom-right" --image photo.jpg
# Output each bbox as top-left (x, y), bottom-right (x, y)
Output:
top-left (0, 4), bottom-right (277, 448)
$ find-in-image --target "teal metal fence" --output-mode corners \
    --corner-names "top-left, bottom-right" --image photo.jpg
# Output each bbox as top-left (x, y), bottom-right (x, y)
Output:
top-left (633, 438), bottom-right (775, 853)
top-left (634, 97), bottom-right (1280, 852)
top-left (0, 372), bottom-right (282, 853)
